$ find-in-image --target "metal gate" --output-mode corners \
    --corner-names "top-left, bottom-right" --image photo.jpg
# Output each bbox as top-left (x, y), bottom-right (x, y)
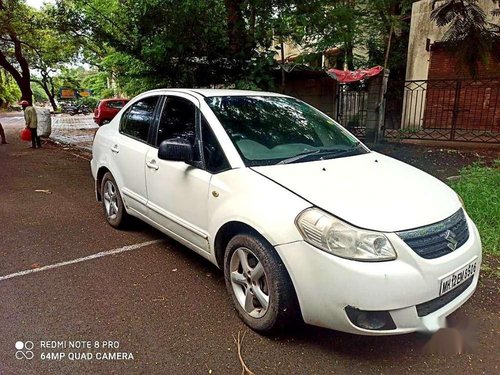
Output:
top-left (335, 82), bottom-right (368, 139)
top-left (384, 79), bottom-right (500, 143)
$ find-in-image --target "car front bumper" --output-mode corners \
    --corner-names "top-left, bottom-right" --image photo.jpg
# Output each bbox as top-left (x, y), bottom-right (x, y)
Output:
top-left (274, 216), bottom-right (482, 335)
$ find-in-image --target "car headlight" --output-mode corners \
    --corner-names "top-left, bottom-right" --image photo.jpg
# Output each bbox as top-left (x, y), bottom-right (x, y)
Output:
top-left (295, 208), bottom-right (397, 261)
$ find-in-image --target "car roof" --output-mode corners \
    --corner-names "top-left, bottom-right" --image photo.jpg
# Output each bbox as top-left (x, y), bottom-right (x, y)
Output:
top-left (101, 98), bottom-right (129, 102)
top-left (138, 88), bottom-right (288, 98)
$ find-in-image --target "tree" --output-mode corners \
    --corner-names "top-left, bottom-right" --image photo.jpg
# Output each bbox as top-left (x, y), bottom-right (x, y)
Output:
top-left (52, 0), bottom-right (301, 91)
top-left (1, 1), bottom-right (81, 109)
top-left (0, 0), bottom-right (34, 102)
top-left (431, 0), bottom-right (499, 77)
top-left (46, 0), bottom-right (418, 93)
top-left (53, 0), bottom-right (232, 88)
top-left (28, 6), bottom-right (81, 110)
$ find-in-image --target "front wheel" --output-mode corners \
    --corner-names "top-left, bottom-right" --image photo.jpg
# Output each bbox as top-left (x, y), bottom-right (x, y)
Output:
top-left (224, 233), bottom-right (300, 333)
top-left (101, 172), bottom-right (130, 228)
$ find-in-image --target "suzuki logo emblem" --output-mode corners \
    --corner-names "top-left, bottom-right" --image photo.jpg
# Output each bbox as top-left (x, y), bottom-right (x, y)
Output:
top-left (443, 230), bottom-right (458, 251)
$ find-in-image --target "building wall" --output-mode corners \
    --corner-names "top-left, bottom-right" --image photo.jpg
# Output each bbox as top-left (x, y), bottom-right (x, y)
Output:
top-left (428, 45), bottom-right (500, 80)
top-left (274, 39), bottom-right (306, 63)
top-left (405, 0), bottom-right (498, 81)
top-left (423, 45), bottom-right (500, 131)
top-left (402, 0), bottom-right (499, 130)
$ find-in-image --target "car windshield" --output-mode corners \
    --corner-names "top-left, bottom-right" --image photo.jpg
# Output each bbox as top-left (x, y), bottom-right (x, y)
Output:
top-left (205, 96), bottom-right (367, 166)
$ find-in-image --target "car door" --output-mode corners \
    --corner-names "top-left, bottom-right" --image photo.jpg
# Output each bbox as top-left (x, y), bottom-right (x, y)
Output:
top-left (113, 95), bottom-right (160, 216)
top-left (145, 94), bottom-right (223, 253)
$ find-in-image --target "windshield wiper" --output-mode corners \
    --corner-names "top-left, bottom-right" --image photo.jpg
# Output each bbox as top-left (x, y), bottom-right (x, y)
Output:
top-left (277, 149), bottom-right (325, 165)
top-left (277, 143), bottom-right (362, 165)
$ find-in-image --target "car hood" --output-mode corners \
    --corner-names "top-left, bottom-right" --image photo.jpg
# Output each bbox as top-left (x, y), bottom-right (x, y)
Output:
top-left (252, 152), bottom-right (461, 232)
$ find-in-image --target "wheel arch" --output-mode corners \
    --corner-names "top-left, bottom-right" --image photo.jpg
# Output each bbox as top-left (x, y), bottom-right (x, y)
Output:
top-left (213, 221), bottom-right (275, 269)
top-left (216, 220), bottom-right (304, 330)
top-left (95, 166), bottom-right (111, 201)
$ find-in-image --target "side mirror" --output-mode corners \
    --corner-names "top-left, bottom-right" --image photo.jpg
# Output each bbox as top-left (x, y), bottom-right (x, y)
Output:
top-left (158, 138), bottom-right (193, 162)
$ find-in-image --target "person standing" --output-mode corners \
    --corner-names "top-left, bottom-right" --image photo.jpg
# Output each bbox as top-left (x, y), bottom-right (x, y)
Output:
top-left (0, 122), bottom-right (7, 144)
top-left (20, 100), bottom-right (41, 148)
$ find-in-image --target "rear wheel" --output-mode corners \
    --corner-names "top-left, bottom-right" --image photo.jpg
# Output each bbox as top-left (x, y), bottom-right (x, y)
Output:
top-left (224, 233), bottom-right (300, 333)
top-left (101, 172), bottom-right (130, 228)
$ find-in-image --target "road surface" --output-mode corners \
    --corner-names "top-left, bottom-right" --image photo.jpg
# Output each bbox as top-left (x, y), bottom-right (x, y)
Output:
top-left (0, 114), bottom-right (498, 374)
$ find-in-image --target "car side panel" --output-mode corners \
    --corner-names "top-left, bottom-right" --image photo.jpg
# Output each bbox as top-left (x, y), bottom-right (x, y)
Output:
top-left (145, 147), bottom-right (212, 252)
top-left (92, 119), bottom-right (147, 216)
top-left (208, 168), bottom-right (310, 252)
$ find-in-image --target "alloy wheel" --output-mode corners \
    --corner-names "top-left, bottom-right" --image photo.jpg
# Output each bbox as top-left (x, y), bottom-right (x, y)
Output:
top-left (229, 247), bottom-right (270, 318)
top-left (103, 180), bottom-right (119, 220)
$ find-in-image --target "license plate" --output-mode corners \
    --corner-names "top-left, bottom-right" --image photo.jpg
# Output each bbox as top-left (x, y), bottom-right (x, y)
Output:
top-left (440, 260), bottom-right (477, 296)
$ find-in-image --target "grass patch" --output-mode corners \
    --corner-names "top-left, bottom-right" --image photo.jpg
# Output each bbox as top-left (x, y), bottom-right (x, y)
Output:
top-left (450, 160), bottom-right (500, 256)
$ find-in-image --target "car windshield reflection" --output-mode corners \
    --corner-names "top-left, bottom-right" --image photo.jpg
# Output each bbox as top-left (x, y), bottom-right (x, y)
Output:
top-left (205, 96), bottom-right (367, 166)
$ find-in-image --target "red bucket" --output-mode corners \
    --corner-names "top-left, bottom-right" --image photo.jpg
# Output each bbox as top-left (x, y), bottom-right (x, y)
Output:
top-left (20, 128), bottom-right (31, 141)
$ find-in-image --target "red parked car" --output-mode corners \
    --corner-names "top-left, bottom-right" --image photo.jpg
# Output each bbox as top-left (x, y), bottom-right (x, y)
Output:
top-left (93, 98), bottom-right (129, 126)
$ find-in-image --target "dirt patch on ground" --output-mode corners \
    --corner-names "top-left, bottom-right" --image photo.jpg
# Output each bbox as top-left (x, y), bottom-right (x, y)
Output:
top-left (372, 143), bottom-right (499, 181)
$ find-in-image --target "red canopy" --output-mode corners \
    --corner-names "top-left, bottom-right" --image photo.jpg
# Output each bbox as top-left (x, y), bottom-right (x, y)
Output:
top-left (326, 66), bottom-right (383, 83)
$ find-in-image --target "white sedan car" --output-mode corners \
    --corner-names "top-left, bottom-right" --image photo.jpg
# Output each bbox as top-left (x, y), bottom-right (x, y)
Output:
top-left (91, 89), bottom-right (481, 335)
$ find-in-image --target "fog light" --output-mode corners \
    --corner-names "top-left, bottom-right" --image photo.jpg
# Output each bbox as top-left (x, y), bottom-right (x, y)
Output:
top-left (345, 306), bottom-right (396, 330)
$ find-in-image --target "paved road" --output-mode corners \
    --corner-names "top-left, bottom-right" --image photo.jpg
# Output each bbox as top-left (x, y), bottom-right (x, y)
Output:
top-left (0, 115), bottom-right (498, 374)
top-left (0, 112), bottom-right (97, 151)
top-left (50, 114), bottom-right (97, 151)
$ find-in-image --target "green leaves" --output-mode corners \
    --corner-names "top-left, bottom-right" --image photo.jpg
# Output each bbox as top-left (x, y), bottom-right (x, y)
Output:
top-left (0, 69), bottom-right (21, 104)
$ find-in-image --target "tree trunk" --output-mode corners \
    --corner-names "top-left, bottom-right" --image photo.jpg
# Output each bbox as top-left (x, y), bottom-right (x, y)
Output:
top-left (42, 80), bottom-right (58, 111)
top-left (37, 71), bottom-right (58, 111)
top-left (0, 30), bottom-right (33, 103)
top-left (383, 25), bottom-right (393, 70)
top-left (0, 53), bottom-right (33, 102)
top-left (345, 42), bottom-right (355, 70)
top-left (17, 75), bottom-right (32, 102)
top-left (49, 76), bottom-right (58, 111)
top-left (224, 0), bottom-right (249, 56)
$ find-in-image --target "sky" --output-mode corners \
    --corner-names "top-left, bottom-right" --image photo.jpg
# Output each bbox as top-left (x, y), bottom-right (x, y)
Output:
top-left (26, 0), bottom-right (54, 9)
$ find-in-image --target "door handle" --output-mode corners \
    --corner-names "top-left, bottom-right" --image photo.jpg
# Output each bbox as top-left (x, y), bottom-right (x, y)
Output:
top-left (111, 145), bottom-right (119, 153)
top-left (146, 160), bottom-right (159, 170)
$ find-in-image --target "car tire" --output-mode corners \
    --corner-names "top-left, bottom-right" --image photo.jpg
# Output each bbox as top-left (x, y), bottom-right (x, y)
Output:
top-left (101, 172), bottom-right (130, 229)
top-left (224, 233), bottom-right (300, 333)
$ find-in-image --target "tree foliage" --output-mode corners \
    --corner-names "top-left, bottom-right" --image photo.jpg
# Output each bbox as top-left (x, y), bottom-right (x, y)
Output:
top-left (2, 0), bottom-right (497, 105)
top-left (0, 68), bottom-right (21, 105)
top-left (28, 5), bottom-right (81, 110)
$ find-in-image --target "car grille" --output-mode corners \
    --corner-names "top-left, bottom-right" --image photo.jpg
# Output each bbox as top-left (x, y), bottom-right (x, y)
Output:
top-left (416, 276), bottom-right (474, 317)
top-left (397, 209), bottom-right (469, 259)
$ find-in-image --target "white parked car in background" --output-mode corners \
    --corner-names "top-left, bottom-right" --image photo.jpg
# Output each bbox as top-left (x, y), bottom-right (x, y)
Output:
top-left (91, 89), bottom-right (481, 335)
